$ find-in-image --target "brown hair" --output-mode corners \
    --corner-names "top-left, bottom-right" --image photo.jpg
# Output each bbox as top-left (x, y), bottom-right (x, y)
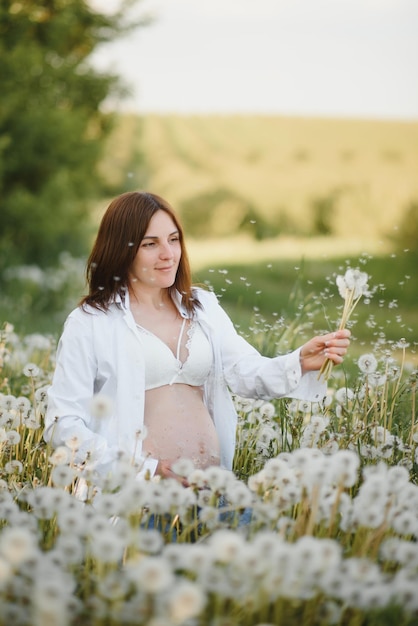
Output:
top-left (80, 191), bottom-right (199, 315)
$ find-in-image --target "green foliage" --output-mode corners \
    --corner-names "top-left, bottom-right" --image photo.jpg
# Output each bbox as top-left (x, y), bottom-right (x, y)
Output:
top-left (196, 250), bottom-right (418, 352)
top-left (133, 113), bottom-right (418, 241)
top-left (0, 0), bottom-right (144, 271)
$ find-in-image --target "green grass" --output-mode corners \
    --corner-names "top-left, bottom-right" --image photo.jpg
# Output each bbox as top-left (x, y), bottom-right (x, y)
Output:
top-left (194, 249), bottom-right (418, 365)
top-left (1, 248), bottom-right (416, 370)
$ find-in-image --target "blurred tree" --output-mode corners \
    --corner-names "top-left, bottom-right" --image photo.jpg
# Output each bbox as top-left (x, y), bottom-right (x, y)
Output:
top-left (0, 0), bottom-right (146, 271)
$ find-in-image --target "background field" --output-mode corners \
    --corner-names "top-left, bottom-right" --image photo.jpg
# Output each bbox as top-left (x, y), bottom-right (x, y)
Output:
top-left (100, 113), bottom-right (418, 241)
top-left (3, 114), bottom-right (417, 362)
top-left (95, 114), bottom-right (418, 367)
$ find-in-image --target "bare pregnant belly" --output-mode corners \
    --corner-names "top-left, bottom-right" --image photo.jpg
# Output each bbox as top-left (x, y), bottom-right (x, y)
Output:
top-left (142, 384), bottom-right (220, 470)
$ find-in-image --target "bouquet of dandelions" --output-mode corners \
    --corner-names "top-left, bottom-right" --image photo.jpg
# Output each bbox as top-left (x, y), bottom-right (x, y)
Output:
top-left (318, 267), bottom-right (370, 381)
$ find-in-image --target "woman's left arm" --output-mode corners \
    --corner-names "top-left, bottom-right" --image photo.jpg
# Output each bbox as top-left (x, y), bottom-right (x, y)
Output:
top-left (207, 293), bottom-right (351, 401)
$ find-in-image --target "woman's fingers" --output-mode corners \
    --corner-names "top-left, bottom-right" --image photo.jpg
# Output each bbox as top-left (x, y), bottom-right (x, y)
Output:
top-left (300, 329), bottom-right (351, 373)
top-left (324, 333), bottom-right (351, 362)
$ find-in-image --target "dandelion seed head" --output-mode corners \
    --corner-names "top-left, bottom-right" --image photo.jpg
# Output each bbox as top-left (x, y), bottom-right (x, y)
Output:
top-left (54, 534), bottom-right (84, 565)
top-left (334, 387), bottom-right (355, 405)
top-left (357, 353), bottom-right (378, 374)
top-left (167, 580), bottom-right (206, 624)
top-left (368, 372), bottom-right (387, 388)
top-left (391, 511), bottom-right (418, 536)
top-left (23, 362), bottom-right (40, 377)
top-left (0, 527), bottom-right (38, 566)
top-left (15, 396), bottom-right (31, 412)
top-left (209, 530), bottom-right (244, 563)
top-left (202, 466), bottom-right (230, 492)
top-left (65, 435), bottom-right (81, 451)
top-left (0, 555), bottom-right (12, 584)
top-left (133, 528), bottom-right (164, 555)
top-left (187, 468), bottom-right (207, 489)
top-left (171, 458), bottom-right (195, 478)
top-left (336, 268), bottom-right (369, 300)
top-left (88, 528), bottom-right (125, 563)
top-left (89, 394), bottom-right (113, 418)
top-left (5, 460), bottom-right (23, 474)
top-left (330, 450), bottom-right (360, 487)
top-left (0, 395), bottom-right (17, 410)
top-left (51, 465), bottom-right (75, 488)
top-left (6, 430), bottom-right (20, 445)
top-left (49, 446), bottom-right (70, 466)
top-left (128, 556), bottom-right (174, 593)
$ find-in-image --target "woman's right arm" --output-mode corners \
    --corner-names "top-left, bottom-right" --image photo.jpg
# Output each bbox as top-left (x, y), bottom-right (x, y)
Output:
top-left (43, 310), bottom-right (117, 472)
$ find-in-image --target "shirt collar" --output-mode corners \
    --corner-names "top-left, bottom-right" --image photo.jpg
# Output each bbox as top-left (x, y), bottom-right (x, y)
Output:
top-left (117, 288), bottom-right (189, 318)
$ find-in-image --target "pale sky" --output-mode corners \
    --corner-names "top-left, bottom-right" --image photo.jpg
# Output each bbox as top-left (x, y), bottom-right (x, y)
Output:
top-left (90, 0), bottom-right (418, 119)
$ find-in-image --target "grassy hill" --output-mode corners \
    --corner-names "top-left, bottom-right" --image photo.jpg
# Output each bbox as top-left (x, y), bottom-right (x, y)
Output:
top-left (100, 113), bottom-right (418, 242)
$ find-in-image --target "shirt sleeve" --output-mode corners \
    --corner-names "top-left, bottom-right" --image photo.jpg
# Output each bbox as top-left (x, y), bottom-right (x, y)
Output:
top-left (43, 310), bottom-right (118, 471)
top-left (211, 296), bottom-right (327, 402)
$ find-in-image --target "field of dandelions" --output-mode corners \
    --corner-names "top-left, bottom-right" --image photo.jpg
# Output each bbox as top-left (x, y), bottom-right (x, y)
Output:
top-left (1, 259), bottom-right (418, 626)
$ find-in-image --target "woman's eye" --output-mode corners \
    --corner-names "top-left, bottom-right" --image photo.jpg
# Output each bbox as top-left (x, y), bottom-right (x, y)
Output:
top-left (170, 237), bottom-right (180, 243)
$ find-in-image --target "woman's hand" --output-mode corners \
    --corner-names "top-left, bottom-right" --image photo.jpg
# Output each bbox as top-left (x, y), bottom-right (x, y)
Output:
top-left (156, 460), bottom-right (189, 486)
top-left (300, 329), bottom-right (351, 374)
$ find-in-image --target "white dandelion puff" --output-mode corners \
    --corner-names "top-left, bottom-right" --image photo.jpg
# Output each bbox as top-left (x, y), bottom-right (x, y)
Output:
top-left (89, 393), bottom-right (113, 418)
top-left (5, 460), bottom-right (23, 474)
top-left (335, 387), bottom-right (355, 405)
top-left (128, 556), bottom-right (174, 593)
top-left (15, 396), bottom-right (31, 412)
top-left (357, 353), bottom-right (378, 374)
top-left (319, 267), bottom-right (370, 381)
top-left (209, 530), bottom-right (245, 563)
top-left (23, 362), bottom-right (40, 377)
top-left (51, 465), bottom-right (76, 488)
top-left (6, 430), bottom-right (20, 445)
top-left (167, 580), bottom-right (206, 624)
top-left (0, 527), bottom-right (38, 566)
top-left (336, 268), bottom-right (369, 299)
top-left (48, 446), bottom-right (70, 466)
top-left (0, 556), bottom-right (12, 585)
top-left (171, 458), bottom-right (195, 478)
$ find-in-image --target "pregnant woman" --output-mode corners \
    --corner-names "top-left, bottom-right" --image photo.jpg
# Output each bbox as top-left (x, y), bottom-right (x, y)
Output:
top-left (44, 191), bottom-right (350, 481)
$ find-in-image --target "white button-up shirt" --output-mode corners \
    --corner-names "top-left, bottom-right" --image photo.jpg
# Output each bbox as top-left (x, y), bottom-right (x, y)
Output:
top-left (44, 288), bottom-right (326, 476)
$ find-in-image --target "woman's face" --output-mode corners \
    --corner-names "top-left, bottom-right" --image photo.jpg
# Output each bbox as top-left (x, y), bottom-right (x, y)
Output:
top-left (129, 210), bottom-right (182, 291)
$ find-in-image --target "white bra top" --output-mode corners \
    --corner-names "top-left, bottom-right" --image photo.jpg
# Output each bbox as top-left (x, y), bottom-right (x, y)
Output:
top-left (137, 319), bottom-right (213, 390)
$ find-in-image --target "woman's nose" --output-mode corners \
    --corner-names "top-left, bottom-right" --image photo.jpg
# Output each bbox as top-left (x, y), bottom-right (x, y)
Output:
top-left (160, 242), bottom-right (174, 258)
